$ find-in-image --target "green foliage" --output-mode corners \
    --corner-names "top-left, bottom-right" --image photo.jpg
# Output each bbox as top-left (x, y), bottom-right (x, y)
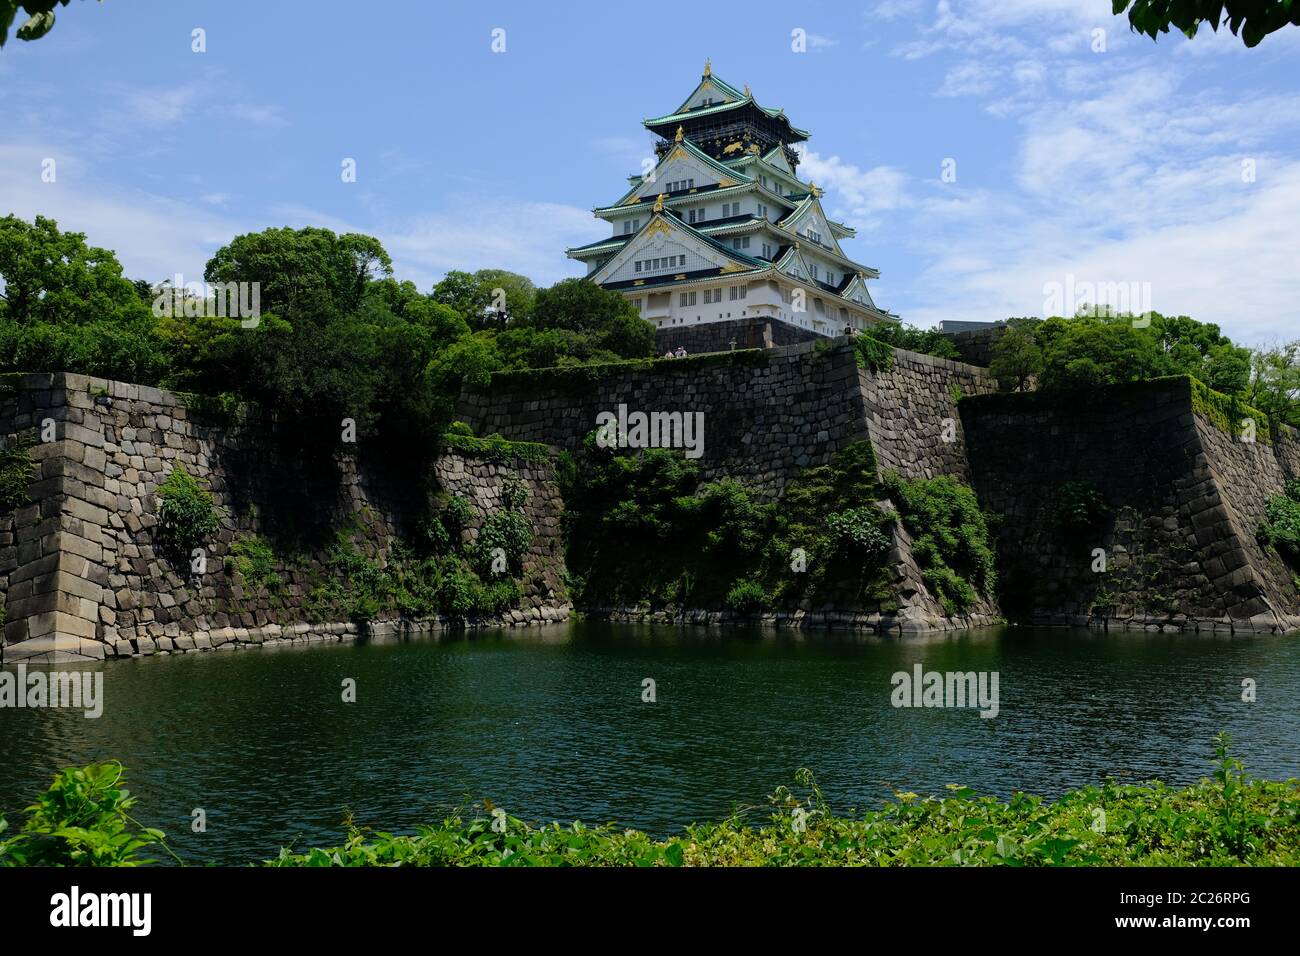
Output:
top-left (265, 736), bottom-right (1300, 867)
top-left (988, 320), bottom-right (1043, 392)
top-left (441, 430), bottom-right (551, 463)
top-left (1115, 0), bottom-right (1300, 48)
top-left (724, 579), bottom-right (768, 614)
top-left (227, 535), bottom-right (282, 593)
top-left (527, 278), bottom-right (654, 360)
top-left (155, 465), bottom-right (218, 558)
top-left (0, 430), bottom-right (36, 512)
top-left (432, 269), bottom-right (536, 331)
top-left (5, 739), bottom-right (1296, 868)
top-left (0, 762), bottom-right (173, 867)
top-left (852, 334), bottom-right (895, 372)
top-left (0, 215), bottom-right (170, 383)
top-left (471, 509), bottom-right (534, 577)
top-left (483, 347), bottom-right (770, 395)
top-left (825, 506), bottom-right (891, 561)
top-left (1245, 341), bottom-right (1299, 428)
top-left (308, 491), bottom-right (532, 625)
top-left (561, 441), bottom-right (894, 613)
top-left (860, 323), bottom-right (960, 361)
top-left (0, 1), bottom-right (85, 48)
top-left (1190, 376), bottom-right (1272, 443)
top-left (1054, 481), bottom-right (1111, 535)
top-left (1258, 479), bottom-right (1300, 567)
top-left (883, 472), bottom-right (995, 614)
top-left (999, 313), bottom-right (1254, 403)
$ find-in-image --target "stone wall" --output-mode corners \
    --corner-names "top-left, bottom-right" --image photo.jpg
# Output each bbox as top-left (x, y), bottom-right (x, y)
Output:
top-left (654, 317), bottom-right (820, 355)
top-left (962, 378), bottom-right (1300, 633)
top-left (0, 373), bottom-right (569, 663)
top-left (862, 349), bottom-right (998, 484)
top-left (942, 325), bottom-right (1006, 368)
top-left (459, 340), bottom-right (872, 496)
top-left (459, 338), bottom-right (996, 497)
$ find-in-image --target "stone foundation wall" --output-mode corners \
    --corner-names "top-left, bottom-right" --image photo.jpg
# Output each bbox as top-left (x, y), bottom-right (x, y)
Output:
top-left (942, 325), bottom-right (1006, 367)
top-left (862, 349), bottom-right (998, 484)
top-left (0, 373), bottom-right (569, 663)
top-left (962, 379), bottom-right (1300, 633)
top-left (653, 317), bottom-right (820, 355)
top-left (459, 340), bottom-right (872, 496)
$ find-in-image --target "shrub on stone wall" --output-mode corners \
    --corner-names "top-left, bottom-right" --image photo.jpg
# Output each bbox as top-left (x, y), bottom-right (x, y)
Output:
top-left (882, 472), bottom-right (996, 615)
top-left (227, 535), bottom-right (283, 593)
top-left (1053, 480), bottom-right (1111, 536)
top-left (1258, 479), bottom-right (1300, 568)
top-left (561, 441), bottom-right (897, 613)
top-left (155, 465), bottom-right (219, 560)
top-left (851, 335), bottom-right (894, 373)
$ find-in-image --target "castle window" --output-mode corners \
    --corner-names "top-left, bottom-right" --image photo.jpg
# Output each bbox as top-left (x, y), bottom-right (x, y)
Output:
top-left (635, 261), bottom-right (642, 273)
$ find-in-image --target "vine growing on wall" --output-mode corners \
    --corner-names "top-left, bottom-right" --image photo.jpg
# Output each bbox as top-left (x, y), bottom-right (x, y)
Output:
top-left (0, 430), bottom-right (37, 513)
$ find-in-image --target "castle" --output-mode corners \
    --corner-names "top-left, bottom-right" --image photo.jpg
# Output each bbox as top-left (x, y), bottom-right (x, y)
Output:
top-left (566, 61), bottom-right (893, 346)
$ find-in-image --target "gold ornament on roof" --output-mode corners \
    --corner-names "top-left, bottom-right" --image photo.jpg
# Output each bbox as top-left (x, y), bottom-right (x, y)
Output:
top-left (744, 83), bottom-right (751, 97)
top-left (703, 58), bottom-right (712, 76)
top-left (809, 182), bottom-right (822, 198)
top-left (653, 193), bottom-right (665, 213)
top-left (675, 126), bottom-right (684, 143)
top-left (723, 141), bottom-right (744, 155)
top-left (746, 143), bottom-right (761, 155)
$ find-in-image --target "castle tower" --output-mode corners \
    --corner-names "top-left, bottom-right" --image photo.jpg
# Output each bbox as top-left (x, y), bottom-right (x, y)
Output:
top-left (566, 62), bottom-right (895, 341)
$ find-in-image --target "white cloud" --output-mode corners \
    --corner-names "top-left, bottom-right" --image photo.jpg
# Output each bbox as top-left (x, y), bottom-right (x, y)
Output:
top-left (215, 103), bottom-right (286, 127)
top-left (2, 136), bottom-right (592, 292)
top-left (796, 150), bottom-right (909, 227)
top-left (936, 61), bottom-right (997, 97)
top-left (0, 143), bottom-right (246, 285)
top-left (870, 0), bottom-right (926, 21)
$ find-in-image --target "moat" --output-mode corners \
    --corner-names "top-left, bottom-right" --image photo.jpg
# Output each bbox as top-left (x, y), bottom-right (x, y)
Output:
top-left (0, 621), bottom-right (1296, 865)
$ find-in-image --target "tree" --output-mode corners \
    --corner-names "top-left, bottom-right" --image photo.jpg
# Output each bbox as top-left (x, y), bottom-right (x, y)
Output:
top-left (431, 268), bottom-right (536, 331)
top-left (0, 215), bottom-right (169, 383)
top-left (0, 214), bottom-right (142, 326)
top-left (1115, 0), bottom-right (1300, 48)
top-left (0, 0), bottom-right (92, 47)
top-left (988, 321), bottom-right (1043, 392)
top-left (862, 322), bottom-right (960, 361)
top-left (204, 227), bottom-right (392, 323)
top-left (1246, 342), bottom-right (1300, 427)
top-left (528, 278), bottom-right (654, 360)
top-left (1037, 318), bottom-right (1162, 391)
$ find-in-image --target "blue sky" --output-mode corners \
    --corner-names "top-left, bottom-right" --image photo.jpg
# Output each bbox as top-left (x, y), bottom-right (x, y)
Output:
top-left (2, 0), bottom-right (1298, 344)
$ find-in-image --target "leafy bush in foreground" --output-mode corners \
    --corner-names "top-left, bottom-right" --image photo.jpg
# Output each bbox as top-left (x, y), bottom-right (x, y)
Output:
top-left (3, 736), bottom-right (1296, 867)
top-left (264, 735), bottom-right (1297, 867)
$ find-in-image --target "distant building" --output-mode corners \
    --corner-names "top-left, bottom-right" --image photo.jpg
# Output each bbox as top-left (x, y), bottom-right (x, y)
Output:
top-left (567, 61), bottom-right (894, 339)
top-left (938, 319), bottom-right (1006, 333)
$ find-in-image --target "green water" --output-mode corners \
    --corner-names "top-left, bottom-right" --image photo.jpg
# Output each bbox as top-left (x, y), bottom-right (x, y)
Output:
top-left (0, 621), bottom-right (1296, 864)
